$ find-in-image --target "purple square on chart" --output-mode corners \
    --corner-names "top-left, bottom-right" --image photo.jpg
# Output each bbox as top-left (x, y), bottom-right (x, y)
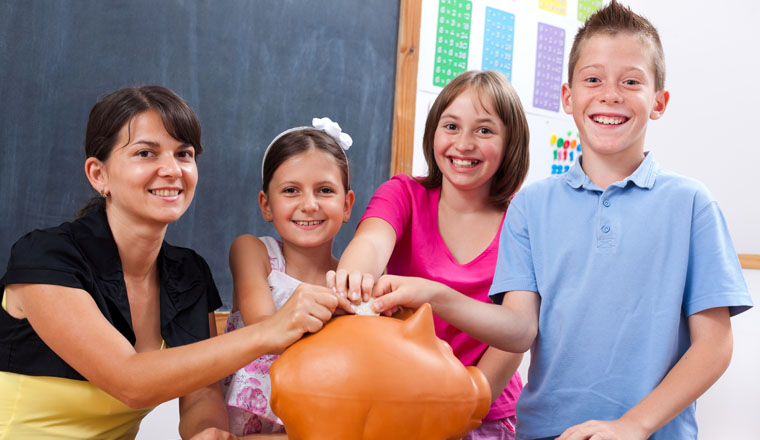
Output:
top-left (533, 23), bottom-right (565, 112)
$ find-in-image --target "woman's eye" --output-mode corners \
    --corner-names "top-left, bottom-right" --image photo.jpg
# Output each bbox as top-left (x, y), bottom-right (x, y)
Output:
top-left (283, 187), bottom-right (297, 194)
top-left (319, 187), bottom-right (335, 194)
top-left (443, 123), bottom-right (457, 130)
top-left (137, 150), bottom-right (153, 158)
top-left (177, 150), bottom-right (195, 159)
top-left (476, 127), bottom-right (493, 135)
top-left (624, 79), bottom-right (640, 86)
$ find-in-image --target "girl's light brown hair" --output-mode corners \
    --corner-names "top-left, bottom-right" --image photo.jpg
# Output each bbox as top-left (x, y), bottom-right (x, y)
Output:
top-left (417, 70), bottom-right (530, 209)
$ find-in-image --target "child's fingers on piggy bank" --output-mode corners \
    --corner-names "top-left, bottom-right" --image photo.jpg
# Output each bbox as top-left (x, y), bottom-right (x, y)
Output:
top-left (372, 275), bottom-right (444, 314)
top-left (334, 293), bottom-right (355, 315)
top-left (329, 269), bottom-right (370, 304)
top-left (325, 270), bottom-right (340, 295)
top-left (326, 268), bottom-right (350, 298)
top-left (371, 275), bottom-right (412, 314)
top-left (345, 270), bottom-right (369, 304)
top-left (359, 272), bottom-right (374, 303)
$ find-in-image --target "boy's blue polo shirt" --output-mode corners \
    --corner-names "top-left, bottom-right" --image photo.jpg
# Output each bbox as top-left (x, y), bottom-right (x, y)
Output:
top-left (489, 153), bottom-right (752, 439)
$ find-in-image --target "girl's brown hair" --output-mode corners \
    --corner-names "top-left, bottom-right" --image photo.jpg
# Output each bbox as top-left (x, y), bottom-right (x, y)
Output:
top-left (261, 128), bottom-right (350, 194)
top-left (418, 70), bottom-right (530, 209)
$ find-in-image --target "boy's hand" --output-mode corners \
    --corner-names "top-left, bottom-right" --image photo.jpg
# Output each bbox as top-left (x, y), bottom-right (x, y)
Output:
top-left (370, 275), bottom-right (448, 316)
top-left (557, 418), bottom-right (647, 440)
top-left (326, 269), bottom-right (374, 304)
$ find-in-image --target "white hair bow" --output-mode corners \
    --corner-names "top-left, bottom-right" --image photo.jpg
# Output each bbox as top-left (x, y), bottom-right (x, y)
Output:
top-left (312, 117), bottom-right (352, 151)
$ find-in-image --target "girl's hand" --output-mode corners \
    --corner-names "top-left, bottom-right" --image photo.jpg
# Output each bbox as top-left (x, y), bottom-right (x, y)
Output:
top-left (188, 427), bottom-right (239, 440)
top-left (556, 418), bottom-right (648, 440)
top-left (326, 269), bottom-right (375, 304)
top-left (370, 275), bottom-right (450, 316)
top-left (263, 283), bottom-right (342, 353)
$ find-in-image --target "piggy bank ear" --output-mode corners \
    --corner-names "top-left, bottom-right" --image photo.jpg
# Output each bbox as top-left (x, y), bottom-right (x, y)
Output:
top-left (401, 303), bottom-right (435, 342)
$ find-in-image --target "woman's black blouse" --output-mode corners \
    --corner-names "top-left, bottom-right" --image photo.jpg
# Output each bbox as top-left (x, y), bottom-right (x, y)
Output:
top-left (0, 206), bottom-right (222, 380)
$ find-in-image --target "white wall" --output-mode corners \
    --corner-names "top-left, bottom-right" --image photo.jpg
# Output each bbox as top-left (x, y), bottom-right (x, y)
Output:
top-left (626, 0), bottom-right (760, 254)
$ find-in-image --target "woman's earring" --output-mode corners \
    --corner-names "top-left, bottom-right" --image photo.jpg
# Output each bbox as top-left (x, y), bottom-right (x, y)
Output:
top-left (100, 189), bottom-right (108, 198)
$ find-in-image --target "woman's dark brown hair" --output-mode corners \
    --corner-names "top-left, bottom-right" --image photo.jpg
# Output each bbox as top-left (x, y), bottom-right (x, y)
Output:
top-left (418, 70), bottom-right (530, 209)
top-left (79, 85), bottom-right (203, 216)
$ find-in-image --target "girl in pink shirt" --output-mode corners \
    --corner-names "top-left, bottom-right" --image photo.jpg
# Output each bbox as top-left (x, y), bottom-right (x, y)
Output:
top-left (329, 70), bottom-right (530, 439)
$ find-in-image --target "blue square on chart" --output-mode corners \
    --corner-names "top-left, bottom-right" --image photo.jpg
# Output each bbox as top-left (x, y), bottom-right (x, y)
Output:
top-left (482, 7), bottom-right (515, 81)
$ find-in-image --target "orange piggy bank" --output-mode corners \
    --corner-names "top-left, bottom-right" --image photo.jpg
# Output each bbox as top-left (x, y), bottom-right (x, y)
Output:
top-left (270, 303), bottom-right (491, 440)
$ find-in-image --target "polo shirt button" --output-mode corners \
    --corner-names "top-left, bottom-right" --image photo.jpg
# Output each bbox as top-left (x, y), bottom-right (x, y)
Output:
top-left (601, 225), bottom-right (610, 233)
top-left (603, 199), bottom-right (611, 207)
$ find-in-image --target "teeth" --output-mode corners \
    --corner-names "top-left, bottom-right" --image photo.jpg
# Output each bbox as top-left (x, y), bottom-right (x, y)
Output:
top-left (451, 158), bottom-right (479, 167)
top-left (151, 189), bottom-right (180, 197)
top-left (294, 220), bottom-right (323, 226)
top-left (593, 115), bottom-right (626, 125)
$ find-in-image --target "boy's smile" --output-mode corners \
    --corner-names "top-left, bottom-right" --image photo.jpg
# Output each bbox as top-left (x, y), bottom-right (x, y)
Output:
top-left (562, 33), bottom-right (669, 165)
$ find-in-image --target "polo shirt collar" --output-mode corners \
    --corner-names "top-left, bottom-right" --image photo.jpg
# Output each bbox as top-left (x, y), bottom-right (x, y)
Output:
top-left (563, 157), bottom-right (589, 189)
top-left (563, 151), bottom-right (659, 191)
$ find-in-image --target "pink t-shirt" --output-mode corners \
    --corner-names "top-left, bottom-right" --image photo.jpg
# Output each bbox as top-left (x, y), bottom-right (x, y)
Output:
top-left (361, 174), bottom-right (522, 420)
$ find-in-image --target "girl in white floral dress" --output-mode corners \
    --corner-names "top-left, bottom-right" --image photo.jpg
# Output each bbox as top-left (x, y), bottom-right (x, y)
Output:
top-left (222, 118), bottom-right (355, 435)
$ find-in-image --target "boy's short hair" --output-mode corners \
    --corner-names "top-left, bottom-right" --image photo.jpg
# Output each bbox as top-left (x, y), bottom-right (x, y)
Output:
top-left (568, 0), bottom-right (666, 91)
top-left (419, 70), bottom-right (530, 209)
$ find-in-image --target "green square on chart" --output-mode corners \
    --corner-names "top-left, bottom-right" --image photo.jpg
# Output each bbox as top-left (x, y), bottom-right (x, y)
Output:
top-left (433, 0), bottom-right (472, 87)
top-left (577, 0), bottom-right (603, 22)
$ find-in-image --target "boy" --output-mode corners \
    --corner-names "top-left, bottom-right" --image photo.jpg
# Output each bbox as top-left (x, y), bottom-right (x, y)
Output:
top-left (487, 1), bottom-right (752, 438)
top-left (367, 1), bottom-right (751, 438)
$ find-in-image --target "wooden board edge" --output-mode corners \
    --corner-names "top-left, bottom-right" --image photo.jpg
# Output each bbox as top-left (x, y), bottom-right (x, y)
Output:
top-left (390, 0), bottom-right (422, 177)
top-left (739, 254), bottom-right (760, 270)
top-left (214, 311), bottom-right (229, 336)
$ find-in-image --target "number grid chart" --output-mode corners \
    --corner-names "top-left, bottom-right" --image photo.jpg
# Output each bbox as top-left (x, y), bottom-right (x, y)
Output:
top-left (532, 22), bottom-right (565, 112)
top-left (433, 0), bottom-right (473, 87)
top-left (481, 7), bottom-right (516, 81)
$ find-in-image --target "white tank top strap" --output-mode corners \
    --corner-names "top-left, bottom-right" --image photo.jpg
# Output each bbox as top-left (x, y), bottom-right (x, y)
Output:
top-left (258, 236), bottom-right (300, 311)
top-left (259, 236), bottom-right (286, 273)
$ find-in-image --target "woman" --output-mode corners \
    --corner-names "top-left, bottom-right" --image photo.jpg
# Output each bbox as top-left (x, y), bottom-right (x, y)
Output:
top-left (0, 86), bottom-right (344, 439)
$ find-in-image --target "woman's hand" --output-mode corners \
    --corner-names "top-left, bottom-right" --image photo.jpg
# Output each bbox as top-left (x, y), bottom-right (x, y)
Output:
top-left (261, 283), bottom-right (347, 353)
